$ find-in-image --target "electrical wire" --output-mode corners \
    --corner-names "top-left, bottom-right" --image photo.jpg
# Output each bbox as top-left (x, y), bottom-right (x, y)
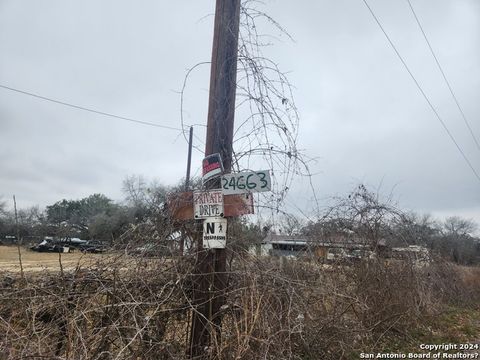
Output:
top-left (361, 0), bottom-right (480, 184)
top-left (0, 83), bottom-right (184, 132)
top-left (406, 0), bottom-right (480, 153)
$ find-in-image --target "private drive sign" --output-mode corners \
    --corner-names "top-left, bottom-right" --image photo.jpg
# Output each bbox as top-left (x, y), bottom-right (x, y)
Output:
top-left (221, 170), bottom-right (271, 195)
top-left (203, 217), bottom-right (227, 248)
top-left (193, 189), bottom-right (224, 219)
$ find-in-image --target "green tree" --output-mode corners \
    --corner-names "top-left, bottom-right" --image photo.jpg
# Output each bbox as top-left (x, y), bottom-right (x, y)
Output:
top-left (46, 194), bottom-right (117, 239)
top-left (88, 207), bottom-right (130, 242)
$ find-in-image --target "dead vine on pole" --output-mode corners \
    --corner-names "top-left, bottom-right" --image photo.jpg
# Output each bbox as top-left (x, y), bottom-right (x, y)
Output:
top-left (180, 0), bottom-right (319, 218)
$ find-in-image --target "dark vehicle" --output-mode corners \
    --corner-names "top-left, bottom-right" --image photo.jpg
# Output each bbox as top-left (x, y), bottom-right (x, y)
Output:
top-left (30, 240), bottom-right (70, 253)
top-left (78, 241), bottom-right (107, 254)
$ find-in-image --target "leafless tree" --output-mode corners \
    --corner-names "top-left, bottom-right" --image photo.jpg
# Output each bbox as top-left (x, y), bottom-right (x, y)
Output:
top-left (279, 214), bottom-right (304, 236)
top-left (0, 198), bottom-right (7, 217)
top-left (309, 184), bottom-right (405, 248)
top-left (443, 216), bottom-right (478, 237)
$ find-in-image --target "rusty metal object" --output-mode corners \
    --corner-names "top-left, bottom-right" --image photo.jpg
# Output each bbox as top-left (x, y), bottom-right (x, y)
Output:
top-left (167, 191), bottom-right (193, 221)
top-left (168, 191), bottom-right (254, 221)
top-left (224, 193), bottom-right (254, 216)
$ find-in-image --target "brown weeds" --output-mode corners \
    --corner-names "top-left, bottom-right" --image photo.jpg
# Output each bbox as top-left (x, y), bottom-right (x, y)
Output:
top-left (0, 251), bottom-right (477, 359)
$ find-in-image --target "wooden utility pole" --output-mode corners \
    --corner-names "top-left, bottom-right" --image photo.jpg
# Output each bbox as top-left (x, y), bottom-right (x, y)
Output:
top-left (185, 126), bottom-right (194, 191)
top-left (180, 126), bottom-right (194, 256)
top-left (188, 0), bottom-right (241, 357)
top-left (13, 195), bottom-right (24, 279)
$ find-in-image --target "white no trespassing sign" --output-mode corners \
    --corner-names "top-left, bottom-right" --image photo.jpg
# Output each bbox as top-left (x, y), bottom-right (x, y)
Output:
top-left (203, 217), bottom-right (227, 249)
top-left (193, 189), bottom-right (224, 219)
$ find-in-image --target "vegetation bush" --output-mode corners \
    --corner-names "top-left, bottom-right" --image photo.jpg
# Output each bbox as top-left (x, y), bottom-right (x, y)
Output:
top-left (1, 252), bottom-right (478, 359)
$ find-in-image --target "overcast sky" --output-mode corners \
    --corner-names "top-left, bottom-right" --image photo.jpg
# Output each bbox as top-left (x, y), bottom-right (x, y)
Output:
top-left (1, 0), bottom-right (479, 226)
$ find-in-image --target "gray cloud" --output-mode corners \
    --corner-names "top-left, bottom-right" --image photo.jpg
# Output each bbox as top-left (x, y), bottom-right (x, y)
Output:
top-left (1, 0), bottom-right (479, 225)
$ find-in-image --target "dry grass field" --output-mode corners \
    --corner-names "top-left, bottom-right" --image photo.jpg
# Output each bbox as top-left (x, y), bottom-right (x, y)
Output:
top-left (0, 245), bottom-right (107, 272)
top-left (0, 245), bottom-right (478, 359)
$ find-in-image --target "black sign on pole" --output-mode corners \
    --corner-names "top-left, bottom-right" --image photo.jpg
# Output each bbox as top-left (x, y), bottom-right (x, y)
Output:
top-left (202, 153), bottom-right (224, 183)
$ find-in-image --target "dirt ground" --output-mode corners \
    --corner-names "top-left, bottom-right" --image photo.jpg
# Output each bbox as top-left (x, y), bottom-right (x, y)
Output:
top-left (0, 245), bottom-right (107, 272)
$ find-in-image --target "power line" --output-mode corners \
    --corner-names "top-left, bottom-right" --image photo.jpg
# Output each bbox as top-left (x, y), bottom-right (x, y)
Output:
top-left (361, 0), bottom-right (480, 184)
top-left (406, 0), bottom-right (480, 153)
top-left (0, 83), bottom-right (184, 132)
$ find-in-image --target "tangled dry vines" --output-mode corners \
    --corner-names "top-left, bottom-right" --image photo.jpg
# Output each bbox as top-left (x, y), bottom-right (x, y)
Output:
top-left (180, 0), bottom-right (318, 219)
top-left (1, 246), bottom-right (479, 359)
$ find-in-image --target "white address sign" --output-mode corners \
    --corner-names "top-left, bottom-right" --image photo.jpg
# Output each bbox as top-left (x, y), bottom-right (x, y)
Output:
top-left (221, 170), bottom-right (271, 195)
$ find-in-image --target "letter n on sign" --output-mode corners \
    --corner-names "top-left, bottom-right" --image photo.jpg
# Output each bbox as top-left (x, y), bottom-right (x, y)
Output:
top-left (206, 222), bottom-right (215, 234)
